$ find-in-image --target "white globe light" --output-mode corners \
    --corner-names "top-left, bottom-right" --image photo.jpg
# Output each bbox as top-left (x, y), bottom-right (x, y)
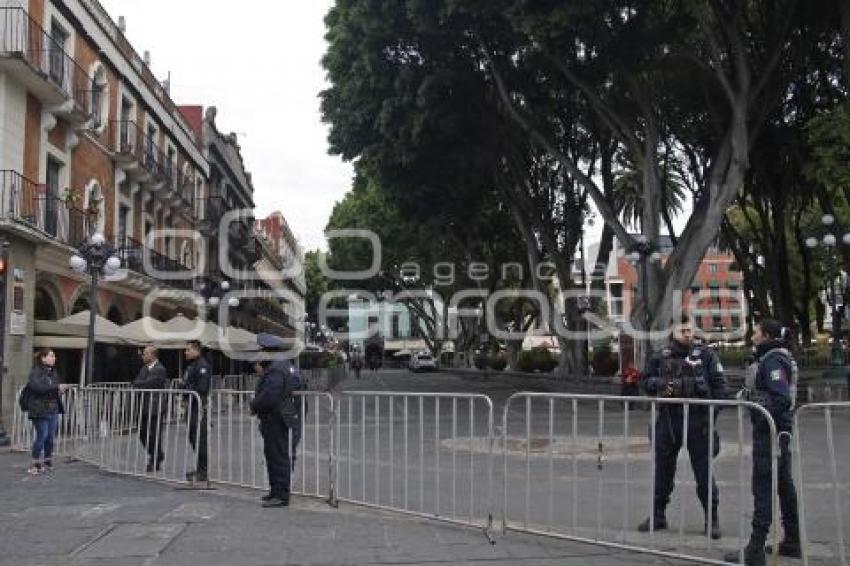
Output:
top-left (106, 256), bottom-right (121, 271)
top-left (90, 233), bottom-right (106, 246)
top-left (824, 234), bottom-right (837, 247)
top-left (627, 252), bottom-right (641, 263)
top-left (69, 255), bottom-right (87, 272)
top-left (843, 233), bottom-right (850, 246)
top-left (220, 281), bottom-right (230, 291)
top-left (822, 214), bottom-right (835, 226)
top-left (228, 296), bottom-right (240, 308)
top-left (208, 296), bottom-right (220, 307)
top-left (650, 252), bottom-right (662, 263)
top-left (805, 237), bottom-right (820, 249)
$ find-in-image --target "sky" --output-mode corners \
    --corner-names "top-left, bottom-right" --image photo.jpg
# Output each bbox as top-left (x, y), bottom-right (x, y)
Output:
top-left (99, 0), bottom-right (353, 252)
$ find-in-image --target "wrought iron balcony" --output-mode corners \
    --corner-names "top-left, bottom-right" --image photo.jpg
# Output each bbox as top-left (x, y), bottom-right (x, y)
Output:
top-left (0, 7), bottom-right (93, 119)
top-left (109, 120), bottom-right (165, 183)
top-left (113, 235), bottom-right (194, 289)
top-left (0, 170), bottom-right (88, 247)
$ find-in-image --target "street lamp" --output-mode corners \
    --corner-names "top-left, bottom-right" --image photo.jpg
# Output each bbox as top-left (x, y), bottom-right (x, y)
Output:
top-left (69, 233), bottom-right (121, 385)
top-left (804, 213), bottom-right (850, 370)
top-left (196, 278), bottom-right (239, 310)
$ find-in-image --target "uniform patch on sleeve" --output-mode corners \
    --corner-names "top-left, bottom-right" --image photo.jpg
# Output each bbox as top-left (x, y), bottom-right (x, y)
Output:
top-left (770, 369), bottom-right (784, 382)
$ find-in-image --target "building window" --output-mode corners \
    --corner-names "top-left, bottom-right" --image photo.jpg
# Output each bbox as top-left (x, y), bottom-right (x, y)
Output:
top-left (713, 315), bottom-right (723, 329)
top-left (44, 157), bottom-right (62, 237)
top-left (90, 64), bottom-right (109, 131)
top-left (731, 315), bottom-right (741, 329)
top-left (609, 282), bottom-right (624, 317)
top-left (118, 204), bottom-right (130, 245)
top-left (49, 21), bottom-right (68, 87)
top-left (708, 263), bottom-right (719, 274)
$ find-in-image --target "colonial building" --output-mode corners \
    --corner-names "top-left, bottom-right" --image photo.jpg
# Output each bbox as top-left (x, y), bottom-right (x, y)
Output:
top-left (0, 0), bottom-right (303, 432)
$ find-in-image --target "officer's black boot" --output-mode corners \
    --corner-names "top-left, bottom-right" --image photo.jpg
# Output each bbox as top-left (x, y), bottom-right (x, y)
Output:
top-left (637, 514), bottom-right (667, 533)
top-left (766, 529), bottom-right (802, 559)
top-left (705, 508), bottom-right (721, 540)
top-left (724, 534), bottom-right (766, 565)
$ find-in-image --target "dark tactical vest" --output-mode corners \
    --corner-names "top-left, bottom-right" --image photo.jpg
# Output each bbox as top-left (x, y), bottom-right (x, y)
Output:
top-left (659, 346), bottom-right (705, 398)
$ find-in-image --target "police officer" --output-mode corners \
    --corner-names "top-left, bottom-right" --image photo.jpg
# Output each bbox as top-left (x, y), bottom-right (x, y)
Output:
top-left (178, 340), bottom-right (211, 483)
top-left (725, 319), bottom-right (800, 565)
top-left (250, 333), bottom-right (304, 507)
top-left (638, 316), bottom-right (728, 539)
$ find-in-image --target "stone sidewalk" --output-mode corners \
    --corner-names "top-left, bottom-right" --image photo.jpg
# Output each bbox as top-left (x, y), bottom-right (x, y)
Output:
top-left (0, 452), bottom-right (689, 566)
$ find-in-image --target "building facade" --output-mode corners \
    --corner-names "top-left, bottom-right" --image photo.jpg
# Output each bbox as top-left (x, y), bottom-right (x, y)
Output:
top-left (0, 0), bottom-right (303, 430)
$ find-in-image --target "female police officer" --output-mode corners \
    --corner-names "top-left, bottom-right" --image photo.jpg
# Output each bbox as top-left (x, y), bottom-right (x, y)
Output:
top-left (250, 333), bottom-right (304, 508)
top-left (725, 319), bottom-right (800, 565)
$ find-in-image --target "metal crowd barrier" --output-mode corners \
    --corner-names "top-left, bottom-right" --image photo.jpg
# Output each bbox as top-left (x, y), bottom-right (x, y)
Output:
top-left (11, 385), bottom-right (82, 458)
top-left (208, 389), bottom-right (336, 501)
top-left (74, 388), bottom-right (203, 485)
top-left (333, 391), bottom-right (494, 535)
top-left (500, 393), bottom-right (781, 565)
top-left (795, 402), bottom-right (850, 566)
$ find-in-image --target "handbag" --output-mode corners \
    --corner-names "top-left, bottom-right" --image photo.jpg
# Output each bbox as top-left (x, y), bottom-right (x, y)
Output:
top-left (18, 385), bottom-right (32, 413)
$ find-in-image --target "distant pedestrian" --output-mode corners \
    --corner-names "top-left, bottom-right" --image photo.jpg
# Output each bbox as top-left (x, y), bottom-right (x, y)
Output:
top-left (350, 347), bottom-right (362, 380)
top-left (250, 334), bottom-right (304, 507)
top-left (724, 319), bottom-right (800, 565)
top-left (23, 349), bottom-right (68, 475)
top-left (133, 345), bottom-right (169, 472)
top-left (177, 340), bottom-right (211, 483)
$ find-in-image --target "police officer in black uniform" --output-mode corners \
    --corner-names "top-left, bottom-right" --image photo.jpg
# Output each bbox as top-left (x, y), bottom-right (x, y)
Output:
top-left (250, 333), bottom-right (304, 507)
top-left (178, 340), bottom-right (211, 482)
top-left (638, 316), bottom-right (728, 539)
top-left (725, 319), bottom-right (800, 565)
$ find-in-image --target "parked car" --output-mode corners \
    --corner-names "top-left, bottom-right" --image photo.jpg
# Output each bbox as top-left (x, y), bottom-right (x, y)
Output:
top-left (408, 352), bottom-right (437, 372)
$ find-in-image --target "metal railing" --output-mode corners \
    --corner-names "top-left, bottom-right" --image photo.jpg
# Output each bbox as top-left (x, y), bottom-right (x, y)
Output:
top-left (108, 120), bottom-right (165, 181)
top-left (500, 393), bottom-right (781, 565)
top-left (333, 391), bottom-right (495, 534)
top-left (0, 7), bottom-right (93, 114)
top-left (209, 390), bottom-right (336, 501)
top-left (794, 402), bottom-right (850, 566)
top-left (114, 235), bottom-right (194, 288)
top-left (0, 170), bottom-right (89, 246)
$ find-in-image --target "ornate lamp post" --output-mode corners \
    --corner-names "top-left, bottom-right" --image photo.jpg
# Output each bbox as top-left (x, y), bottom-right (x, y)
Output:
top-left (805, 213), bottom-right (850, 371)
top-left (69, 233), bottom-right (121, 385)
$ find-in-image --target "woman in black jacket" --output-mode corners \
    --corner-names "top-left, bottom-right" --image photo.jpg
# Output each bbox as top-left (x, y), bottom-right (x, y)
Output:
top-left (26, 349), bottom-right (67, 474)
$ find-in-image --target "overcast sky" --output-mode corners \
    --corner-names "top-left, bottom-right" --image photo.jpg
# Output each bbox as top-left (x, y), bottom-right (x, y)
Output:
top-left (100, 0), bottom-right (353, 252)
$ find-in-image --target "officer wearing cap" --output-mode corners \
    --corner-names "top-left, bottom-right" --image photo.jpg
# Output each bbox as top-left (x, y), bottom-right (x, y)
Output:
top-left (178, 339), bottom-right (211, 483)
top-left (725, 319), bottom-right (800, 565)
top-left (250, 333), bottom-right (304, 507)
top-left (638, 316), bottom-right (728, 539)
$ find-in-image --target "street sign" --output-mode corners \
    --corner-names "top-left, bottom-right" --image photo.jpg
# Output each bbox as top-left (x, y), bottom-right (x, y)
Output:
top-left (9, 311), bottom-right (26, 335)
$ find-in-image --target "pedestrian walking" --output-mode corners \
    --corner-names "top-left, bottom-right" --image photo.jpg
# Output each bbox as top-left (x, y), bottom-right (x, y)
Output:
top-left (177, 340), bottom-right (211, 483)
top-left (350, 346), bottom-right (362, 380)
top-left (724, 319), bottom-right (800, 565)
top-left (638, 317), bottom-right (728, 539)
top-left (22, 349), bottom-right (68, 475)
top-left (250, 334), bottom-right (305, 507)
top-left (132, 345), bottom-right (169, 472)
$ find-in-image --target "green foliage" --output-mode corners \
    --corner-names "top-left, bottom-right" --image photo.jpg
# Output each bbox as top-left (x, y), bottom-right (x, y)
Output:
top-left (304, 250), bottom-right (328, 318)
top-left (806, 101), bottom-right (850, 193)
top-left (590, 343), bottom-right (619, 376)
top-left (516, 347), bottom-right (557, 373)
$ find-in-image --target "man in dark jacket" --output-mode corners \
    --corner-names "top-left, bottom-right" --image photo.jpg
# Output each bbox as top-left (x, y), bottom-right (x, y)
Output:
top-left (133, 345), bottom-right (169, 472)
top-left (638, 317), bottom-right (728, 539)
top-left (725, 319), bottom-right (800, 565)
top-left (250, 333), bottom-right (303, 507)
top-left (177, 340), bottom-right (211, 482)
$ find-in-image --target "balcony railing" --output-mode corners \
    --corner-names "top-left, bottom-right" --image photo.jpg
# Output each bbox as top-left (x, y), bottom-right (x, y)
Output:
top-left (0, 170), bottom-right (88, 247)
top-left (114, 235), bottom-right (194, 289)
top-left (109, 120), bottom-right (164, 180)
top-left (0, 7), bottom-right (93, 115)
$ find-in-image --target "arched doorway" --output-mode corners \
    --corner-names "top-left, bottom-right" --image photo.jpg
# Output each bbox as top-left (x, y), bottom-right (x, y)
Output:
top-left (35, 287), bottom-right (60, 320)
top-left (71, 296), bottom-right (90, 315)
top-left (106, 306), bottom-right (124, 325)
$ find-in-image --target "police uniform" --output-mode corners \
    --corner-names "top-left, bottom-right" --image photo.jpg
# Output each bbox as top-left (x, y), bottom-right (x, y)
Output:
top-left (641, 339), bottom-right (728, 536)
top-left (250, 334), bottom-right (305, 507)
top-left (180, 354), bottom-right (211, 480)
top-left (725, 340), bottom-right (800, 564)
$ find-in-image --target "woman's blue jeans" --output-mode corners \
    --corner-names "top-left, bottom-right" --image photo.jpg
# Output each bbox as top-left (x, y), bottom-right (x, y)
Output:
top-left (31, 414), bottom-right (58, 461)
